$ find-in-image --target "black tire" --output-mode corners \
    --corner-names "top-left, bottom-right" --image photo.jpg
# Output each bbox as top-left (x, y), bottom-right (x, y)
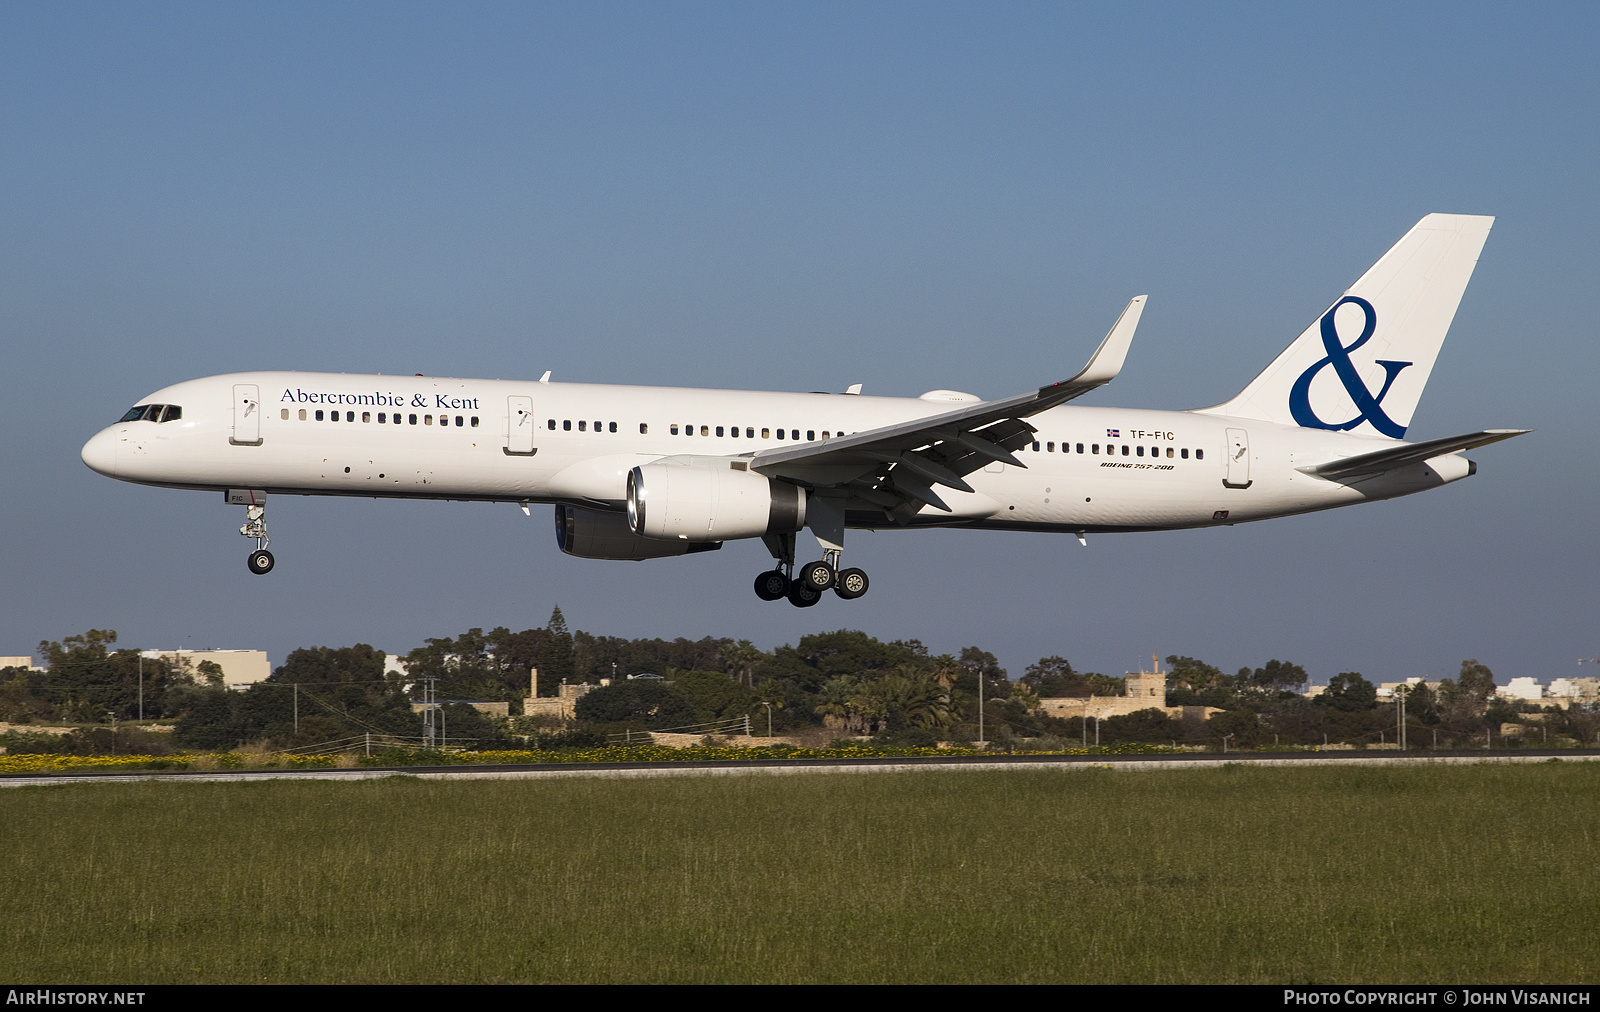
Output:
top-left (834, 567), bottom-right (869, 600)
top-left (787, 581), bottom-right (822, 608)
top-left (799, 560), bottom-right (835, 591)
top-left (247, 549), bottom-right (275, 575)
top-left (754, 569), bottom-right (789, 601)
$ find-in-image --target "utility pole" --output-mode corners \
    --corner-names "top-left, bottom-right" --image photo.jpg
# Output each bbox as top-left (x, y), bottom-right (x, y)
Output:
top-left (1396, 684), bottom-right (1408, 751)
top-left (421, 675), bottom-right (439, 748)
top-left (761, 702), bottom-right (772, 738)
top-left (977, 668), bottom-right (984, 748)
top-left (137, 653), bottom-right (143, 722)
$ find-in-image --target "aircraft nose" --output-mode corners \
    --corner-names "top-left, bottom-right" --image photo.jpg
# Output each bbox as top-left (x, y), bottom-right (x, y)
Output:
top-left (81, 428), bottom-right (119, 476)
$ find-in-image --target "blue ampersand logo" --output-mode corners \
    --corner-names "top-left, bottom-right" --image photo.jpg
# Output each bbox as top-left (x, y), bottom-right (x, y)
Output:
top-left (1288, 295), bottom-right (1411, 438)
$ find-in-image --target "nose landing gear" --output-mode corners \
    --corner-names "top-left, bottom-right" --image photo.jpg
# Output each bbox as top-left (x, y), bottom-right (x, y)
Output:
top-left (230, 490), bottom-right (274, 575)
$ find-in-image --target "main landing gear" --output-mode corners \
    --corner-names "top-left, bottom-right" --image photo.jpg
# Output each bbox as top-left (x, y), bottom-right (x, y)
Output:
top-left (754, 533), bottom-right (869, 608)
top-left (238, 498), bottom-right (274, 575)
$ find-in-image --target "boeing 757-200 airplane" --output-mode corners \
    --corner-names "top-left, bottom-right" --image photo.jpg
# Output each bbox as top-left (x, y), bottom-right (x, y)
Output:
top-left (82, 213), bottom-right (1525, 607)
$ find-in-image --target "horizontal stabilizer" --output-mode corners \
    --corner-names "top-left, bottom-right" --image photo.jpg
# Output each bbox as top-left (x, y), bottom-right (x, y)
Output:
top-left (1298, 429), bottom-right (1529, 482)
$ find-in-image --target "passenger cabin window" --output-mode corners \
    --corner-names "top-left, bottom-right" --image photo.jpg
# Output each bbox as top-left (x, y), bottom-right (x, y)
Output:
top-left (1181, 448), bottom-right (1189, 458)
top-left (1076, 443), bottom-right (1084, 453)
top-left (716, 426), bottom-right (725, 437)
top-left (409, 414), bottom-right (418, 425)
top-left (670, 424), bottom-right (679, 435)
top-left (639, 423), bottom-right (648, 434)
top-left (281, 408), bottom-right (290, 420)
top-left (316, 410), bottom-right (325, 421)
top-left (776, 429), bottom-right (785, 440)
top-left (548, 419), bottom-right (556, 430)
top-left (608, 422), bottom-right (616, 433)
top-left (1196, 448), bottom-right (1204, 459)
top-left (746, 427), bottom-right (754, 438)
top-left (579, 420), bottom-right (587, 431)
top-left (300, 409), bottom-right (308, 421)
top-left (563, 420), bottom-right (571, 431)
top-left (700, 425), bottom-right (709, 436)
top-left (761, 428), bottom-right (770, 439)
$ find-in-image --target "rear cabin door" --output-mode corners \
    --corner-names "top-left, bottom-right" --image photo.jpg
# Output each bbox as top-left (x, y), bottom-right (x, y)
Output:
top-left (506, 395), bottom-right (537, 455)
top-left (1224, 427), bottom-right (1251, 488)
top-left (231, 384), bottom-right (262, 446)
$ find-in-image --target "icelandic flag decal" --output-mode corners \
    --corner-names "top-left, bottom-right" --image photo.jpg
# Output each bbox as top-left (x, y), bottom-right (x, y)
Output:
top-left (1106, 428), bottom-right (1120, 438)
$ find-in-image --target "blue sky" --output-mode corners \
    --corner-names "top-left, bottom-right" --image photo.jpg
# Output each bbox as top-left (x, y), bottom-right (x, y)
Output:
top-left (3, 2), bottom-right (1596, 684)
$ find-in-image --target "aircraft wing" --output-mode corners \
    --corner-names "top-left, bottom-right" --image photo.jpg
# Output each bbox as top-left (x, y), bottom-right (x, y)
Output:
top-left (1297, 428), bottom-right (1530, 482)
top-left (747, 296), bottom-right (1146, 518)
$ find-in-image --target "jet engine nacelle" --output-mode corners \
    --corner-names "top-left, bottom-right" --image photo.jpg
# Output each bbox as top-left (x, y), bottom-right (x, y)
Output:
top-left (554, 504), bottom-right (722, 561)
top-left (627, 462), bottom-right (807, 542)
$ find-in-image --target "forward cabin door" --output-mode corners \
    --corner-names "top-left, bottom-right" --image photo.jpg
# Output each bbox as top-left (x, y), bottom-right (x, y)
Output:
top-left (230, 384), bottom-right (263, 446)
top-left (1223, 427), bottom-right (1251, 488)
top-left (506, 395), bottom-right (537, 455)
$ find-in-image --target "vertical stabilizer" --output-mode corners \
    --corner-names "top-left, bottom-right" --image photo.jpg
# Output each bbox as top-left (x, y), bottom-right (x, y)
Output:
top-left (1198, 214), bottom-right (1493, 438)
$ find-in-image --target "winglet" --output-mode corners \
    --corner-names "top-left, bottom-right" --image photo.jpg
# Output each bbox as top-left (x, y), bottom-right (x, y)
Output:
top-left (1037, 295), bottom-right (1145, 399)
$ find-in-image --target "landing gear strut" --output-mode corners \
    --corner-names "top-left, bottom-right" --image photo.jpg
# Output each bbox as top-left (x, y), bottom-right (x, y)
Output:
top-left (753, 523), bottom-right (870, 607)
top-left (238, 498), bottom-right (274, 575)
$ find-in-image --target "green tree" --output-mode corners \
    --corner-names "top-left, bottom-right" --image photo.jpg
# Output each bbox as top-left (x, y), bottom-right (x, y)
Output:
top-left (1103, 708), bottom-right (1181, 744)
top-left (574, 680), bottom-right (697, 729)
top-left (1316, 672), bottom-right (1377, 712)
top-left (718, 640), bottom-right (764, 689)
top-left (541, 606), bottom-right (575, 682)
top-left (672, 670), bottom-right (760, 725)
top-left (1238, 659), bottom-right (1308, 694)
top-left (1166, 655), bottom-right (1225, 690)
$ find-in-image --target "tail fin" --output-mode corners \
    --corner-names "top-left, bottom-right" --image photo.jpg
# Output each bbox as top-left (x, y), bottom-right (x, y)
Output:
top-left (1198, 214), bottom-right (1494, 438)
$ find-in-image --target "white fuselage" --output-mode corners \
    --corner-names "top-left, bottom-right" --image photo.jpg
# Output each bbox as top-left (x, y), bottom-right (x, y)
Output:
top-left (81, 370), bottom-right (1471, 536)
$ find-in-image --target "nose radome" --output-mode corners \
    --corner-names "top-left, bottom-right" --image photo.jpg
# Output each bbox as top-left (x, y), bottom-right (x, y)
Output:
top-left (81, 428), bottom-right (118, 476)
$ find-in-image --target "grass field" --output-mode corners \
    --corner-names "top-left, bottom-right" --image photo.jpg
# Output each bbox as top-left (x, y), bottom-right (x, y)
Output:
top-left (2, 763), bottom-right (1596, 983)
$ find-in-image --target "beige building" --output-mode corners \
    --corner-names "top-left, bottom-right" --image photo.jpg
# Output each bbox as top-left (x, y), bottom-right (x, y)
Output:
top-left (524, 682), bottom-right (598, 720)
top-left (1038, 657), bottom-right (1220, 722)
top-left (0, 656), bottom-right (41, 672)
top-left (411, 700), bottom-right (509, 718)
top-left (1548, 677), bottom-right (1600, 707)
top-left (140, 649), bottom-right (270, 689)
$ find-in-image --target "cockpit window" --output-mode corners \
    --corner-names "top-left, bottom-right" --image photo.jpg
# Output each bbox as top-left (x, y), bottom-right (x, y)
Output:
top-left (119, 404), bottom-right (183, 422)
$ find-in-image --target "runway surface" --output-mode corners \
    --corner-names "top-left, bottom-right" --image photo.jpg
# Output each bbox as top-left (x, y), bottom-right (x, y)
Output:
top-left (4, 749), bottom-right (1599, 787)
